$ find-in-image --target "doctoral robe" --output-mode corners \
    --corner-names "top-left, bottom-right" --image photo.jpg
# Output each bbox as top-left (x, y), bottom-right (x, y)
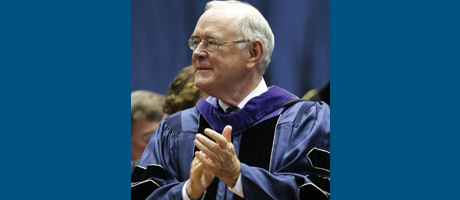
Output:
top-left (132, 86), bottom-right (330, 200)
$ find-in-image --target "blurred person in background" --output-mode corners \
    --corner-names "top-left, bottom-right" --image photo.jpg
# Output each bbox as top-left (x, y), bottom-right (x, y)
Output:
top-left (131, 90), bottom-right (166, 172)
top-left (164, 65), bottom-right (208, 115)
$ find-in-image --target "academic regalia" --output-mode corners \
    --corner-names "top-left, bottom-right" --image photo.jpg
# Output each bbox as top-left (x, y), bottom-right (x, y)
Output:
top-left (132, 86), bottom-right (330, 200)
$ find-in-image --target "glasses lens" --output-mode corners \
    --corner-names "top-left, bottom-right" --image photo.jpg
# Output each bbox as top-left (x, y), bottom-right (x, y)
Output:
top-left (206, 39), bottom-right (218, 52)
top-left (188, 38), bottom-right (199, 50)
top-left (188, 38), bottom-right (220, 52)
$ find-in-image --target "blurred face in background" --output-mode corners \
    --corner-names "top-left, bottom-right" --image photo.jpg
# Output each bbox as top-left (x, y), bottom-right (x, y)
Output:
top-left (131, 118), bottom-right (162, 160)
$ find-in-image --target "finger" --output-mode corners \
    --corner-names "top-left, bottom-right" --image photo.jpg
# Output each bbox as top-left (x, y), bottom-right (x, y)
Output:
top-left (196, 132), bottom-right (225, 151)
top-left (190, 158), bottom-right (203, 174)
top-left (195, 134), bottom-right (219, 150)
top-left (192, 156), bottom-right (203, 167)
top-left (195, 151), bottom-right (215, 168)
top-left (203, 128), bottom-right (228, 147)
top-left (222, 125), bottom-right (232, 143)
top-left (194, 137), bottom-right (219, 161)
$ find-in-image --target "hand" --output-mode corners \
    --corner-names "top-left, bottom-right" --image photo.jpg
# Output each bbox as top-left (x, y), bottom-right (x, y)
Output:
top-left (186, 157), bottom-right (215, 199)
top-left (194, 125), bottom-right (241, 187)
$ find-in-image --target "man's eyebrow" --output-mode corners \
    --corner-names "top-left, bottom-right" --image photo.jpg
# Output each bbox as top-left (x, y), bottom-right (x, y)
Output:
top-left (207, 34), bottom-right (220, 40)
top-left (189, 34), bottom-right (220, 40)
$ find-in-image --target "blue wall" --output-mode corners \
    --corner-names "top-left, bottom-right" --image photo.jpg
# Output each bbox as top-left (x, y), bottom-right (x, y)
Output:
top-left (131, 0), bottom-right (329, 97)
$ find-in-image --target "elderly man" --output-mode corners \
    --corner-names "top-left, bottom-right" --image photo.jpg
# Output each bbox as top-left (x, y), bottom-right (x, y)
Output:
top-left (131, 1), bottom-right (330, 199)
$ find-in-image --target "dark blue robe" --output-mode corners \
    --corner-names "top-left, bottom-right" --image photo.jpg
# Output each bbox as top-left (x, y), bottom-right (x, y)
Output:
top-left (132, 86), bottom-right (330, 200)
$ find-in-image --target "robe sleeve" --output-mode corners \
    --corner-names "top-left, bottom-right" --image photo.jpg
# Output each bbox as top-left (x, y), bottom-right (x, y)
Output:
top-left (239, 102), bottom-right (330, 200)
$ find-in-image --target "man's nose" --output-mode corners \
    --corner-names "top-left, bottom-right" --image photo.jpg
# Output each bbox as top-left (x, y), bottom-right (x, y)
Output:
top-left (193, 42), bottom-right (208, 57)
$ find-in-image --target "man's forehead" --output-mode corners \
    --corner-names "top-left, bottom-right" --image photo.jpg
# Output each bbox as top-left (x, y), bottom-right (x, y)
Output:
top-left (192, 10), bottom-right (240, 39)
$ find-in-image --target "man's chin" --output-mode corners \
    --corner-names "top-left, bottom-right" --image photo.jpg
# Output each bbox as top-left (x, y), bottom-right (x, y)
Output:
top-left (195, 78), bottom-right (212, 88)
top-left (194, 81), bottom-right (209, 90)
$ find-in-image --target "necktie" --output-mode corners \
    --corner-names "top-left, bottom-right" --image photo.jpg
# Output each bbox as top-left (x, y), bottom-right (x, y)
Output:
top-left (225, 106), bottom-right (239, 114)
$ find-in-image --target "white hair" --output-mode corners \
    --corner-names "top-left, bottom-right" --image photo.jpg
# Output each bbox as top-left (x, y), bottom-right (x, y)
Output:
top-left (205, 0), bottom-right (275, 74)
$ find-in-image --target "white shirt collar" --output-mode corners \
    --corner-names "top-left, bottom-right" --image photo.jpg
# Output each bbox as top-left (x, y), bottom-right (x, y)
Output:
top-left (218, 78), bottom-right (268, 111)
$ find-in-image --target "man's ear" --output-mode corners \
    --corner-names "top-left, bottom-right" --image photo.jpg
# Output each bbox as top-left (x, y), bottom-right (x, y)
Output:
top-left (247, 40), bottom-right (263, 69)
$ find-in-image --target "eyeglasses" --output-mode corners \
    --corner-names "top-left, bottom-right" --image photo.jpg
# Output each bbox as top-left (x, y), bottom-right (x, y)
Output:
top-left (188, 37), bottom-right (250, 52)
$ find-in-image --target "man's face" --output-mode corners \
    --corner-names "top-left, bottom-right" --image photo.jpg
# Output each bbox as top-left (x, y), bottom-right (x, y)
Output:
top-left (191, 9), bottom-right (248, 95)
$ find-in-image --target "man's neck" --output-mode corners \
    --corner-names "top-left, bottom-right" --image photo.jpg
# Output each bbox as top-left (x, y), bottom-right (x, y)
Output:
top-left (218, 78), bottom-right (267, 111)
top-left (206, 70), bottom-right (262, 106)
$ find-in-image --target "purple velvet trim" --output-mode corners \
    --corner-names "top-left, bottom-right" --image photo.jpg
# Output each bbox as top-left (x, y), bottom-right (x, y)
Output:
top-left (196, 86), bottom-right (298, 135)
